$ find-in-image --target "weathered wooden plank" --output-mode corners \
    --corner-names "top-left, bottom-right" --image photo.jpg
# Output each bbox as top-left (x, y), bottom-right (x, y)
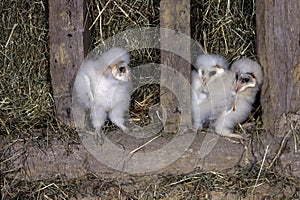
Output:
top-left (160, 0), bottom-right (191, 132)
top-left (49, 0), bottom-right (91, 124)
top-left (256, 0), bottom-right (300, 136)
top-left (4, 131), bottom-right (246, 179)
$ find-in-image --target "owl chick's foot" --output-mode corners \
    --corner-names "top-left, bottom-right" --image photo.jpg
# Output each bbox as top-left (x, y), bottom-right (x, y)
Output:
top-left (192, 121), bottom-right (203, 131)
top-left (192, 126), bottom-right (199, 132)
top-left (216, 130), bottom-right (249, 140)
top-left (119, 124), bottom-right (129, 133)
top-left (85, 129), bottom-right (104, 145)
top-left (95, 130), bottom-right (104, 145)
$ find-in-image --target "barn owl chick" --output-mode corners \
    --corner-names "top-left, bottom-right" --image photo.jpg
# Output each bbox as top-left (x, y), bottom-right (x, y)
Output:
top-left (74, 47), bottom-right (132, 134)
top-left (213, 58), bottom-right (263, 139)
top-left (195, 69), bottom-right (237, 132)
top-left (192, 54), bottom-right (229, 130)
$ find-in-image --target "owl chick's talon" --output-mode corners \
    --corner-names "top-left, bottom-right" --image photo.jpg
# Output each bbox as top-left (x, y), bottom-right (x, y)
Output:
top-left (84, 129), bottom-right (104, 144)
top-left (95, 131), bottom-right (104, 145)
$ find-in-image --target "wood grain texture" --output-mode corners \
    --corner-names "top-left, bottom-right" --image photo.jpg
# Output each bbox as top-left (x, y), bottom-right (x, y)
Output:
top-left (256, 0), bottom-right (300, 135)
top-left (4, 131), bottom-right (247, 179)
top-left (160, 0), bottom-right (191, 132)
top-left (49, 0), bottom-right (91, 123)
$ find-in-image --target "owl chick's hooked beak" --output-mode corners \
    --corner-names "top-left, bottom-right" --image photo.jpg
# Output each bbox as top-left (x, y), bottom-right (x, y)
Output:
top-left (235, 72), bottom-right (257, 92)
top-left (202, 65), bottom-right (225, 85)
top-left (105, 61), bottom-right (131, 82)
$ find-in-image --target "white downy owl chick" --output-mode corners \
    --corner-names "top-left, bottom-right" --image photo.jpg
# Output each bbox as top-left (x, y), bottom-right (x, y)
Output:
top-left (192, 54), bottom-right (229, 130)
top-left (74, 47), bottom-right (132, 133)
top-left (196, 69), bottom-right (237, 131)
top-left (213, 58), bottom-right (263, 139)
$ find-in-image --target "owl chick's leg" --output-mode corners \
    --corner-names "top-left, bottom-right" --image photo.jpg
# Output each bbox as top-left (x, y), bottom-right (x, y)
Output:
top-left (84, 75), bottom-right (94, 103)
top-left (192, 114), bottom-right (203, 130)
top-left (109, 107), bottom-right (128, 132)
top-left (72, 98), bottom-right (87, 129)
top-left (91, 104), bottom-right (106, 134)
top-left (214, 112), bottom-right (245, 140)
top-left (192, 99), bottom-right (201, 130)
top-left (195, 97), bottom-right (214, 131)
top-left (192, 107), bottom-right (200, 130)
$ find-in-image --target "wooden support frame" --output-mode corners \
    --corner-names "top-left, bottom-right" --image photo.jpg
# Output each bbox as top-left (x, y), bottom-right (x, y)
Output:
top-left (256, 1), bottom-right (300, 136)
top-left (43, 0), bottom-right (300, 177)
top-left (48, 1), bottom-right (300, 136)
top-left (49, 0), bottom-right (90, 124)
top-left (160, 0), bottom-right (191, 132)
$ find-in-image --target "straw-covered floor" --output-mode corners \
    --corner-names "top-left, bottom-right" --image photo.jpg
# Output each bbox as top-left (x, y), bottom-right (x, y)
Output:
top-left (1, 0), bottom-right (299, 199)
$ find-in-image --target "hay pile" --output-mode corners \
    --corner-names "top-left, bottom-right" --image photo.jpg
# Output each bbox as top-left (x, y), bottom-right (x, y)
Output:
top-left (1, 0), bottom-right (299, 199)
top-left (2, 169), bottom-right (300, 199)
top-left (0, 0), bottom-right (76, 142)
top-left (0, 1), bottom-right (52, 138)
top-left (191, 0), bottom-right (256, 61)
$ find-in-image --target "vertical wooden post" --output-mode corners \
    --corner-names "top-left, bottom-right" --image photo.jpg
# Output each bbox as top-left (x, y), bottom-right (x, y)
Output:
top-left (160, 0), bottom-right (191, 132)
top-left (49, 0), bottom-right (90, 124)
top-left (256, 1), bottom-right (300, 136)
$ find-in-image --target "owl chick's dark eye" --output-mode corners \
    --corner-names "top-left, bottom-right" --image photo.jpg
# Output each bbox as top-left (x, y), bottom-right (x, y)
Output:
top-left (235, 73), bottom-right (239, 80)
top-left (242, 77), bottom-right (250, 83)
top-left (209, 70), bottom-right (217, 77)
top-left (119, 66), bottom-right (126, 73)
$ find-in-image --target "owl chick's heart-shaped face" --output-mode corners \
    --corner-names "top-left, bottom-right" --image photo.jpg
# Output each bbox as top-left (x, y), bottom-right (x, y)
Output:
top-left (202, 65), bottom-right (225, 85)
top-left (110, 61), bottom-right (131, 82)
top-left (235, 72), bottom-right (257, 92)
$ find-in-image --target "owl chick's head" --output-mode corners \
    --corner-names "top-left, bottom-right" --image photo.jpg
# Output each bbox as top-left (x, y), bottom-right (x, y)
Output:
top-left (110, 61), bottom-right (131, 82)
top-left (195, 54), bottom-right (229, 85)
top-left (231, 58), bottom-right (263, 92)
top-left (102, 47), bottom-right (131, 82)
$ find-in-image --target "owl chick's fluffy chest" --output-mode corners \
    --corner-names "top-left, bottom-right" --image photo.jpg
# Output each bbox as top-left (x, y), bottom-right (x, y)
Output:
top-left (93, 75), bottom-right (131, 111)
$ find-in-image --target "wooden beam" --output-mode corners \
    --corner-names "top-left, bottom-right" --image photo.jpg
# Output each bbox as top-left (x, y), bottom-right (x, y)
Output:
top-left (256, 1), bottom-right (300, 136)
top-left (49, 0), bottom-right (91, 124)
top-left (160, 0), bottom-right (191, 132)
